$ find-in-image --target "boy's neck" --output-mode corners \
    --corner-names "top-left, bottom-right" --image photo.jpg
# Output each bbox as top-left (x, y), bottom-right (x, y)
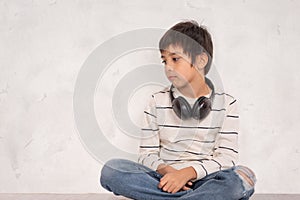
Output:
top-left (177, 77), bottom-right (210, 98)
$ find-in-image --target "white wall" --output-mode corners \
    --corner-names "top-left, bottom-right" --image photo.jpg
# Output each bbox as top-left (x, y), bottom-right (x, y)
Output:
top-left (1, 0), bottom-right (300, 194)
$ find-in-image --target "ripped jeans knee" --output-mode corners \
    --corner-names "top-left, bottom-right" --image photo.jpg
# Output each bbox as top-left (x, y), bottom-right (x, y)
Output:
top-left (234, 165), bottom-right (257, 192)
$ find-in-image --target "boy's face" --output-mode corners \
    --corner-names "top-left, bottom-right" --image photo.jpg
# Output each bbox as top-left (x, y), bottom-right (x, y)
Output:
top-left (161, 45), bottom-right (200, 90)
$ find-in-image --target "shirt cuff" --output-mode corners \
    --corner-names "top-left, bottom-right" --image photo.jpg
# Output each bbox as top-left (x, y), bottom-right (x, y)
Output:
top-left (189, 164), bottom-right (207, 181)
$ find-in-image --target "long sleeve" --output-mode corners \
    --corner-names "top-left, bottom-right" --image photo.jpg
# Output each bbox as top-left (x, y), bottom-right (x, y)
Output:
top-left (138, 96), bottom-right (165, 170)
top-left (189, 97), bottom-right (239, 180)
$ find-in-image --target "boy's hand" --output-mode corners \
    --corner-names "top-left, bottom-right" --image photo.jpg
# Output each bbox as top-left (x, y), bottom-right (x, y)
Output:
top-left (158, 167), bottom-right (197, 194)
top-left (156, 164), bottom-right (177, 175)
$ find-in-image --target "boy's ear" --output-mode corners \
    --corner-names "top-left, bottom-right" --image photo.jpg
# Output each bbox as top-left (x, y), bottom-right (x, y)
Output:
top-left (195, 53), bottom-right (208, 70)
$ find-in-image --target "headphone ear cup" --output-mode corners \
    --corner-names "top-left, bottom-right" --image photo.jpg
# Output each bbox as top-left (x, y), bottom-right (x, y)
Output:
top-left (192, 97), bottom-right (212, 120)
top-left (172, 96), bottom-right (192, 120)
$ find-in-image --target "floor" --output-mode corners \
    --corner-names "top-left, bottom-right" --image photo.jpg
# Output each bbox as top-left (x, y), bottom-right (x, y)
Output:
top-left (0, 194), bottom-right (299, 200)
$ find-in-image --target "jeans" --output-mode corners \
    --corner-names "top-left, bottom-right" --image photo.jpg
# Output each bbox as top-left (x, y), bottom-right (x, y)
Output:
top-left (100, 159), bottom-right (256, 200)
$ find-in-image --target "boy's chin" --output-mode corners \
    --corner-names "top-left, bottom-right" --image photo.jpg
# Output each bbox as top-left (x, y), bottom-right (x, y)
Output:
top-left (167, 77), bottom-right (188, 88)
top-left (171, 82), bottom-right (189, 90)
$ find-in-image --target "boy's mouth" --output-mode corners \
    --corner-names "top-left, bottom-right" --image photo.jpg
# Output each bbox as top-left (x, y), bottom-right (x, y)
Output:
top-left (168, 75), bottom-right (177, 80)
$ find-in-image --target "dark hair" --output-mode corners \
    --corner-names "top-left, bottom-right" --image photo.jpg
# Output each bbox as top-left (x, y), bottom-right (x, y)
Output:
top-left (159, 20), bottom-right (213, 75)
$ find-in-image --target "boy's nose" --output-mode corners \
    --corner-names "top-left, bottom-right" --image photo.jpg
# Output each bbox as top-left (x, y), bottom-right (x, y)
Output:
top-left (165, 64), bottom-right (174, 71)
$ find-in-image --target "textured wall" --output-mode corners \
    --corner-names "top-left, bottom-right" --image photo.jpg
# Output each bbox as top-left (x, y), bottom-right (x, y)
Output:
top-left (0, 0), bottom-right (299, 194)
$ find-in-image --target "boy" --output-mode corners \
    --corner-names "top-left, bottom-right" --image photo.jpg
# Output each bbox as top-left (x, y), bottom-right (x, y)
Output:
top-left (100, 20), bottom-right (256, 200)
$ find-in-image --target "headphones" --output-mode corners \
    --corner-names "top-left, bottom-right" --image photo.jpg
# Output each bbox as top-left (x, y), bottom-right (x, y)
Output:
top-left (169, 78), bottom-right (215, 120)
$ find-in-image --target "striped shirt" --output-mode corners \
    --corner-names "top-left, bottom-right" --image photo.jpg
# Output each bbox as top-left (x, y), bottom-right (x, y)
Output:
top-left (138, 86), bottom-right (239, 181)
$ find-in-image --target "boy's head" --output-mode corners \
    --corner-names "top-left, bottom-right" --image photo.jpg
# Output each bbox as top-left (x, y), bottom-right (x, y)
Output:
top-left (159, 20), bottom-right (213, 75)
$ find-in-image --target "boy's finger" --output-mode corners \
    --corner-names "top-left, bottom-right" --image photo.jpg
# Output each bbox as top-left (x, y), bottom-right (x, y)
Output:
top-left (158, 180), bottom-right (166, 189)
top-left (187, 181), bottom-right (193, 186)
top-left (167, 184), bottom-right (177, 193)
top-left (171, 186), bottom-right (181, 194)
top-left (163, 182), bottom-right (172, 192)
top-left (158, 182), bottom-right (164, 189)
top-left (158, 176), bottom-right (168, 189)
top-left (182, 186), bottom-right (191, 191)
top-left (184, 181), bottom-right (193, 188)
top-left (159, 174), bottom-right (172, 189)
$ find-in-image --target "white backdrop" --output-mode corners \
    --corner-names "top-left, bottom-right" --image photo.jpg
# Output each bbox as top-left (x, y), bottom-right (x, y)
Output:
top-left (1, 0), bottom-right (300, 194)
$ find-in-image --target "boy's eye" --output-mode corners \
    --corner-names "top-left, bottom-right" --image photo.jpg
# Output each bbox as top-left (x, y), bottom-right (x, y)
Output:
top-left (172, 57), bottom-right (180, 62)
top-left (161, 57), bottom-right (180, 65)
